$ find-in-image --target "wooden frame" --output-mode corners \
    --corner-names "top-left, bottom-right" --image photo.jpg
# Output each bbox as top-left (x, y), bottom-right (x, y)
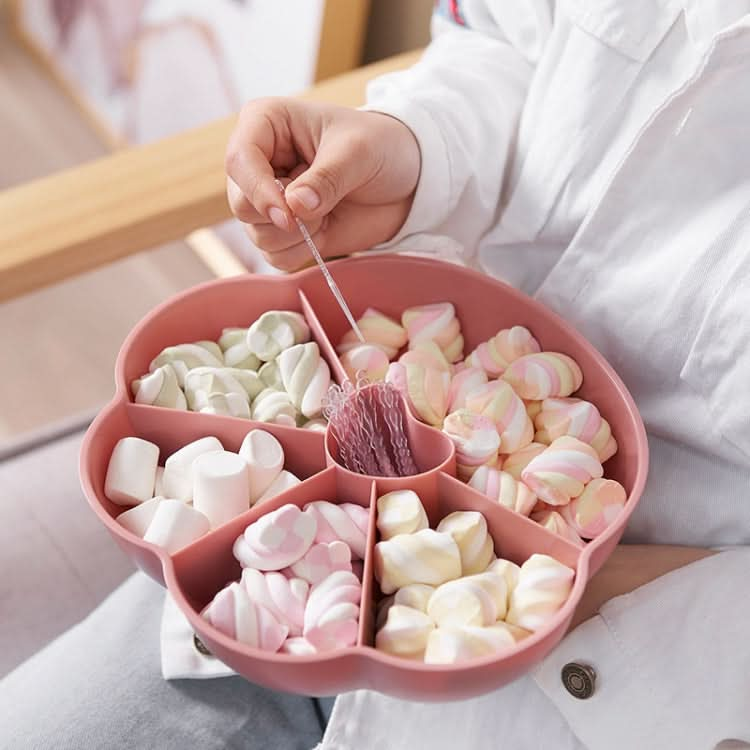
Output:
top-left (0, 49), bottom-right (422, 302)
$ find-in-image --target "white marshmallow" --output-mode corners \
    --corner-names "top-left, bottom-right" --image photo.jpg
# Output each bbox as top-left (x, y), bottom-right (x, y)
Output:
top-left (104, 437), bottom-right (160, 506)
top-left (424, 624), bottom-right (516, 664)
top-left (218, 327), bottom-right (262, 370)
top-left (281, 637), bottom-right (317, 655)
top-left (436, 511), bottom-right (495, 576)
top-left (256, 470), bottom-right (301, 505)
top-left (161, 437), bottom-right (224, 502)
top-left (150, 342), bottom-right (224, 386)
top-left (246, 311), bottom-right (310, 361)
top-left (153, 466), bottom-right (165, 497)
top-left (277, 342), bottom-right (331, 418)
top-left (116, 496), bottom-right (163, 537)
top-left (393, 583), bottom-right (435, 613)
top-left (251, 388), bottom-right (298, 426)
top-left (192, 450), bottom-right (250, 528)
top-left (239, 430), bottom-right (285, 504)
top-left (132, 365), bottom-right (187, 409)
top-left (376, 490), bottom-right (429, 540)
top-left (184, 366), bottom-right (263, 409)
top-left (427, 571), bottom-right (508, 627)
top-left (376, 605), bottom-right (434, 659)
top-left (143, 499), bottom-right (210, 553)
top-left (258, 360), bottom-right (284, 391)
top-left (196, 391), bottom-right (252, 419)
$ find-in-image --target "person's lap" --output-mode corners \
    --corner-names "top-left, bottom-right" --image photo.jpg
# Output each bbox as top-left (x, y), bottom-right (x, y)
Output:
top-left (0, 573), bottom-right (332, 750)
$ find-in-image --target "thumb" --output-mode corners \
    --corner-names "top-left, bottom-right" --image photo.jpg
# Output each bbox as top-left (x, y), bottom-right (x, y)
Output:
top-left (285, 135), bottom-right (370, 220)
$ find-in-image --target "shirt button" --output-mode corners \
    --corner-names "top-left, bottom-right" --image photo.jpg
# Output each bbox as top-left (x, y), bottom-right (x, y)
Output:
top-left (561, 662), bottom-right (596, 699)
top-left (193, 633), bottom-right (213, 657)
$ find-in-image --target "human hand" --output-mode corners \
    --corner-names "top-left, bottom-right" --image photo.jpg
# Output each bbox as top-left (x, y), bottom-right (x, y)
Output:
top-left (225, 98), bottom-right (421, 271)
top-left (567, 544), bottom-right (715, 631)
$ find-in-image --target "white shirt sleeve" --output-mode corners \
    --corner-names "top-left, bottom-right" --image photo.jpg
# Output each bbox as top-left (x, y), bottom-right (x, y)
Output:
top-left (363, 7), bottom-right (542, 254)
top-left (533, 548), bottom-right (750, 749)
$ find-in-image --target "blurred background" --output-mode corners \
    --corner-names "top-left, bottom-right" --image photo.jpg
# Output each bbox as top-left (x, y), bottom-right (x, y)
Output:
top-left (0, 0), bottom-right (431, 451)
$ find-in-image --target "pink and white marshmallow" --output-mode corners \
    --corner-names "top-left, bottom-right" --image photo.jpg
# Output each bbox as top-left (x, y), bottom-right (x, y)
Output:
top-left (502, 352), bottom-right (583, 400)
top-left (304, 501), bottom-right (370, 559)
top-left (303, 571), bottom-right (361, 650)
top-left (447, 366), bottom-right (488, 413)
top-left (442, 409), bottom-right (500, 480)
top-left (465, 380), bottom-right (534, 453)
top-left (339, 344), bottom-right (390, 382)
top-left (469, 465), bottom-right (537, 517)
top-left (521, 436), bottom-right (603, 506)
top-left (464, 325), bottom-right (541, 377)
top-left (385, 361), bottom-right (451, 426)
top-left (402, 302), bottom-right (464, 363)
top-left (233, 504), bottom-right (316, 570)
top-left (240, 568), bottom-right (309, 636)
top-left (203, 582), bottom-right (288, 651)
top-left (560, 478), bottom-right (627, 539)
top-left (530, 510), bottom-right (585, 547)
top-left (288, 540), bottom-right (353, 585)
top-left (337, 308), bottom-right (407, 359)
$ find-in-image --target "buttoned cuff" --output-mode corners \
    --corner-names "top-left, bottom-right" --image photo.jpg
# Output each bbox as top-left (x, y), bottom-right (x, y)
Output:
top-left (360, 96), bottom-right (453, 248)
top-left (533, 549), bottom-right (750, 749)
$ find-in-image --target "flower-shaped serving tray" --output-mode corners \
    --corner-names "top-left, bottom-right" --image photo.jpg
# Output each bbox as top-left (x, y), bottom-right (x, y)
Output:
top-left (79, 255), bottom-right (648, 701)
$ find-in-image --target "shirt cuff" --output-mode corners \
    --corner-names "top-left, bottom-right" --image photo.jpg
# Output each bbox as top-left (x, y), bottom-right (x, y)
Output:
top-left (533, 549), bottom-right (750, 749)
top-left (360, 95), bottom-right (453, 248)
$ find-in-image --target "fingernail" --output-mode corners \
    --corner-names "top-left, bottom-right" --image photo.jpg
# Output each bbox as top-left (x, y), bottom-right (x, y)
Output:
top-left (290, 185), bottom-right (320, 211)
top-left (268, 206), bottom-right (289, 231)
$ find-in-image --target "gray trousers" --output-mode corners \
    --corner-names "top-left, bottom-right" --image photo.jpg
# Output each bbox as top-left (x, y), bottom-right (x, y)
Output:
top-left (0, 574), bottom-right (333, 750)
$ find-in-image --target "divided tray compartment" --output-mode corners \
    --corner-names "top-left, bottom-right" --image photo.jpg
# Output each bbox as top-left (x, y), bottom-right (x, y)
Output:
top-left (80, 254), bottom-right (649, 700)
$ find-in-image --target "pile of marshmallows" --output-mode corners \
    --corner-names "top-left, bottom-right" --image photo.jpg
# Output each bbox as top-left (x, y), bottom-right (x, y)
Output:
top-left (104, 430), bottom-right (301, 553)
top-left (337, 304), bottom-right (627, 544)
top-left (203, 502), bottom-right (369, 654)
top-left (130, 310), bottom-right (329, 429)
top-left (373, 489), bottom-right (574, 664)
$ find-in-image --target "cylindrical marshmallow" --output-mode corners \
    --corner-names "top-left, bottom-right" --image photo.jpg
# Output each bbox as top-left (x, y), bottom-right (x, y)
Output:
top-left (161, 436), bottom-right (224, 502)
top-left (436, 510), bottom-right (495, 575)
top-left (256, 470), bottom-right (301, 505)
top-left (376, 605), bottom-right (434, 659)
top-left (239, 429), bottom-right (285, 504)
top-left (374, 529), bottom-right (462, 594)
top-left (192, 450), bottom-right (250, 528)
top-left (104, 437), bottom-right (160, 506)
top-left (143, 499), bottom-right (210, 553)
top-left (376, 490), bottom-right (429, 540)
top-left (116, 496), bottom-right (163, 537)
top-left (246, 310), bottom-right (310, 362)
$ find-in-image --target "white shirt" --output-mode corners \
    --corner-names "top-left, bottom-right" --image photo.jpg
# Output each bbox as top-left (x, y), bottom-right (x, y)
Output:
top-left (320, 2), bottom-right (750, 748)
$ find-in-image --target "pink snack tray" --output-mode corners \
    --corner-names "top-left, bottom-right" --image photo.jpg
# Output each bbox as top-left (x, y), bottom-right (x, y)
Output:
top-left (79, 255), bottom-right (648, 701)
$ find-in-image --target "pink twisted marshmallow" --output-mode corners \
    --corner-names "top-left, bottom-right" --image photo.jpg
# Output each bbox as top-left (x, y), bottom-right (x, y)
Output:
top-left (560, 478), bottom-right (627, 539)
top-left (385, 361), bottom-right (451, 426)
top-left (233, 504), bottom-right (316, 570)
top-left (402, 302), bottom-right (464, 363)
top-left (398, 341), bottom-right (451, 373)
top-left (469, 465), bottom-right (537, 516)
top-left (339, 344), bottom-right (390, 382)
top-left (502, 352), bottom-right (583, 400)
top-left (521, 436), bottom-right (603, 506)
top-left (303, 501), bottom-right (369, 559)
top-left (534, 397), bottom-right (618, 461)
top-left (530, 510), bottom-right (585, 547)
top-left (443, 409), bottom-right (501, 480)
top-left (241, 568), bottom-right (309, 636)
top-left (502, 442), bottom-right (546, 479)
top-left (288, 540), bottom-right (353, 585)
top-left (464, 326), bottom-right (541, 377)
top-left (203, 582), bottom-right (288, 651)
top-left (447, 366), bottom-right (488, 413)
top-left (465, 380), bottom-right (534, 453)
top-left (337, 308), bottom-right (407, 359)
top-left (303, 570), bottom-right (361, 650)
